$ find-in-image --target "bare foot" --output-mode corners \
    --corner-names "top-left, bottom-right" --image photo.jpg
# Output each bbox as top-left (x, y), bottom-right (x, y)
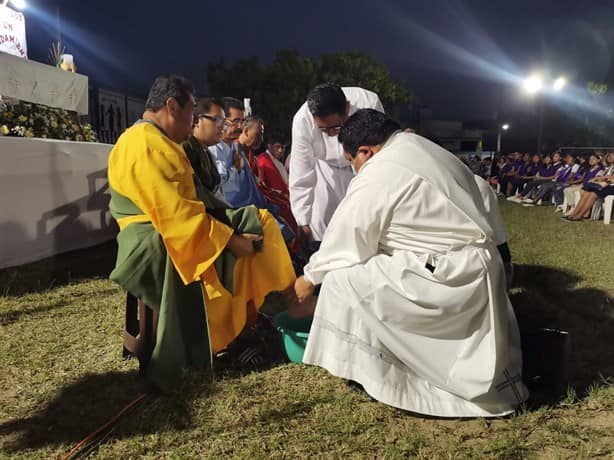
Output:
top-left (287, 294), bottom-right (316, 319)
top-left (281, 284), bottom-right (298, 306)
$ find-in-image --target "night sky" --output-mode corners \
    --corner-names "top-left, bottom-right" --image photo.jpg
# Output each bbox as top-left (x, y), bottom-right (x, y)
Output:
top-left (22, 0), bottom-right (614, 121)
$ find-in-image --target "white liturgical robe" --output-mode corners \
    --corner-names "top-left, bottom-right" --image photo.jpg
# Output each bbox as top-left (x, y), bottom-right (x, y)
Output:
top-left (303, 132), bottom-right (528, 418)
top-left (474, 174), bottom-right (509, 246)
top-left (289, 87), bottom-right (384, 241)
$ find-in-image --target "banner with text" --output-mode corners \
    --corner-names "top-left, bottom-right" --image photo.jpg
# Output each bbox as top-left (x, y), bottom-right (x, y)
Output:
top-left (0, 4), bottom-right (27, 58)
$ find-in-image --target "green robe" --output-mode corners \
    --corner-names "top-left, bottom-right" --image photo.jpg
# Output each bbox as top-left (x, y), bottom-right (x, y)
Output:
top-left (109, 182), bottom-right (263, 391)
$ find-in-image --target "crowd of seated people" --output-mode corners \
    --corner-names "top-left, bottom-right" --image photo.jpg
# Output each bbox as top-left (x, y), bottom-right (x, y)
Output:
top-left (477, 150), bottom-right (614, 220)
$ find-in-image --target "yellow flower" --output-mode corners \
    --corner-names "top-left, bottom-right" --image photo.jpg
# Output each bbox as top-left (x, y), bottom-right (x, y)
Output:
top-left (24, 129), bottom-right (34, 138)
top-left (18, 115), bottom-right (28, 123)
top-left (0, 125), bottom-right (9, 135)
top-left (75, 134), bottom-right (83, 141)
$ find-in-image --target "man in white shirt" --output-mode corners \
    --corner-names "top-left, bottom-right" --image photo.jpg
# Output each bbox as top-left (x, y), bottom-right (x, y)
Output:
top-left (289, 83), bottom-right (384, 250)
top-left (294, 109), bottom-right (528, 418)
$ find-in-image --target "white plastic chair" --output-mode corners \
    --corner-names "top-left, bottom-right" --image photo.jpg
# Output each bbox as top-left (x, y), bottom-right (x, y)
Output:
top-left (604, 195), bottom-right (613, 225)
top-left (591, 198), bottom-right (603, 220)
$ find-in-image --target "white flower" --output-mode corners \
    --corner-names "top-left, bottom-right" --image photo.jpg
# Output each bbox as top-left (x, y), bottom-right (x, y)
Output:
top-left (11, 126), bottom-right (26, 136)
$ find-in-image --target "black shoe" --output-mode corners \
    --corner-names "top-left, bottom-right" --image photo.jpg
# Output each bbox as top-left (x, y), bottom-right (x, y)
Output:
top-left (213, 314), bottom-right (284, 372)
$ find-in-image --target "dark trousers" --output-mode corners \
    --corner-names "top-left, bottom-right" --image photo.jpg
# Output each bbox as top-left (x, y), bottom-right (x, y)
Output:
top-left (521, 179), bottom-right (549, 198)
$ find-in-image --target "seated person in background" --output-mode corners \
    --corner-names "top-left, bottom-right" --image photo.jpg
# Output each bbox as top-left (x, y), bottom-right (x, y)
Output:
top-left (489, 155), bottom-right (504, 187)
top-left (522, 152), bottom-right (578, 206)
top-left (509, 153), bottom-right (561, 203)
top-left (258, 134), bottom-right (290, 190)
top-left (294, 109), bottom-right (528, 418)
top-left (507, 153), bottom-right (540, 198)
top-left (479, 157), bottom-right (492, 179)
top-left (494, 155), bottom-right (512, 192)
top-left (560, 154), bottom-right (603, 213)
top-left (563, 152), bottom-right (614, 221)
top-left (183, 97), bottom-right (229, 205)
top-left (208, 97), bottom-right (245, 202)
top-left (108, 76), bottom-right (296, 390)
top-left (469, 154), bottom-right (482, 175)
top-left (238, 117), bottom-right (298, 250)
top-left (499, 152), bottom-right (523, 197)
top-left (210, 99), bottom-right (295, 245)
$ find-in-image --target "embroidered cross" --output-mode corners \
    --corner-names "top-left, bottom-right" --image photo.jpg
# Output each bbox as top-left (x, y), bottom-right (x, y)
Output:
top-left (496, 369), bottom-right (523, 403)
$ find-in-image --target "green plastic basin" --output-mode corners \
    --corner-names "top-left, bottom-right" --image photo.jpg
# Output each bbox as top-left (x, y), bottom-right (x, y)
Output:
top-left (272, 311), bottom-right (312, 363)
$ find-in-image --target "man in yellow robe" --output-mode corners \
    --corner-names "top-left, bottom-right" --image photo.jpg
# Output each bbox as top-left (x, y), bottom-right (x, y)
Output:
top-left (107, 75), bottom-right (295, 390)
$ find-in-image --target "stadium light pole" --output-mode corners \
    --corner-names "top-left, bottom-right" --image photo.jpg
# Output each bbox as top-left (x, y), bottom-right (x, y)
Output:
top-left (523, 73), bottom-right (566, 154)
top-left (497, 123), bottom-right (510, 154)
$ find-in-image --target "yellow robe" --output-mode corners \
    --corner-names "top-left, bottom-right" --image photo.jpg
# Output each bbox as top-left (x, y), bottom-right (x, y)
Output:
top-left (108, 122), bottom-right (295, 352)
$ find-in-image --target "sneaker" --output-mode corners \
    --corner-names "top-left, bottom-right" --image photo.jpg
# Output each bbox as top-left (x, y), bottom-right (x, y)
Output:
top-left (213, 316), bottom-right (282, 372)
top-left (522, 198), bottom-right (535, 204)
top-left (523, 203), bottom-right (535, 207)
top-left (554, 205), bottom-right (564, 213)
top-left (507, 196), bottom-right (522, 203)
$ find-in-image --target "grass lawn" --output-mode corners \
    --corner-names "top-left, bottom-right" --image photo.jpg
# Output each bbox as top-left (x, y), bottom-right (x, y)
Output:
top-left (1, 201), bottom-right (613, 459)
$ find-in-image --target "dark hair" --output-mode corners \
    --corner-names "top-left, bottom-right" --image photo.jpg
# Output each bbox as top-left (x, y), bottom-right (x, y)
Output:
top-left (338, 109), bottom-right (401, 157)
top-left (222, 97), bottom-right (244, 116)
top-left (243, 116), bottom-right (264, 129)
top-left (307, 83), bottom-right (347, 118)
top-left (267, 133), bottom-right (286, 145)
top-left (145, 75), bottom-right (194, 111)
top-left (195, 97), bottom-right (224, 115)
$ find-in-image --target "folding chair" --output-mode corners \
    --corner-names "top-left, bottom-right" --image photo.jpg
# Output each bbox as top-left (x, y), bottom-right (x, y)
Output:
top-left (123, 292), bottom-right (158, 375)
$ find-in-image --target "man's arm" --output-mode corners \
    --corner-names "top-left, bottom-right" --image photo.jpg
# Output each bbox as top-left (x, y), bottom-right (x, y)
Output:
top-left (109, 144), bottom-right (234, 285)
top-left (289, 115), bottom-right (317, 236)
top-left (303, 164), bottom-right (393, 286)
top-left (209, 145), bottom-right (240, 192)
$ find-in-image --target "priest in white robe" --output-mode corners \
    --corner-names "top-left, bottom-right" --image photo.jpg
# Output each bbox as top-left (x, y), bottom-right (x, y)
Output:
top-left (474, 173), bottom-right (514, 288)
top-left (289, 83), bottom-right (384, 246)
top-left (295, 109), bottom-right (528, 418)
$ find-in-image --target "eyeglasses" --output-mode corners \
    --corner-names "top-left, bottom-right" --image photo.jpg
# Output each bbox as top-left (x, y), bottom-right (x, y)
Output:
top-left (199, 114), bottom-right (225, 127)
top-left (318, 125), bottom-right (342, 134)
top-left (226, 117), bottom-right (244, 126)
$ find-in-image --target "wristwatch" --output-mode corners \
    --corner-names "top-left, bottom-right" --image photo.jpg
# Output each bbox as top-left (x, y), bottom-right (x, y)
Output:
top-left (252, 239), bottom-right (263, 253)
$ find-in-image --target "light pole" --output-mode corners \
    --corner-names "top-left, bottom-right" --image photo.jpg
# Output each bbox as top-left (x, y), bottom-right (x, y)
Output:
top-left (523, 73), bottom-right (566, 154)
top-left (497, 123), bottom-right (510, 154)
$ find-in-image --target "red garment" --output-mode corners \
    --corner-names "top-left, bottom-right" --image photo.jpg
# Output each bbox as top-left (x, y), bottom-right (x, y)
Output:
top-left (246, 149), bottom-right (299, 253)
top-left (256, 152), bottom-right (289, 195)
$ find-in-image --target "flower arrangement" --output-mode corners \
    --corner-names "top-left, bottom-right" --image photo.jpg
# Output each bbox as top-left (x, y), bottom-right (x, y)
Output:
top-left (0, 98), bottom-right (97, 142)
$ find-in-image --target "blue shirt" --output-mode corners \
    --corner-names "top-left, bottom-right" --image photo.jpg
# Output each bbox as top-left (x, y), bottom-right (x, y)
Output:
top-left (209, 141), bottom-right (241, 194)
